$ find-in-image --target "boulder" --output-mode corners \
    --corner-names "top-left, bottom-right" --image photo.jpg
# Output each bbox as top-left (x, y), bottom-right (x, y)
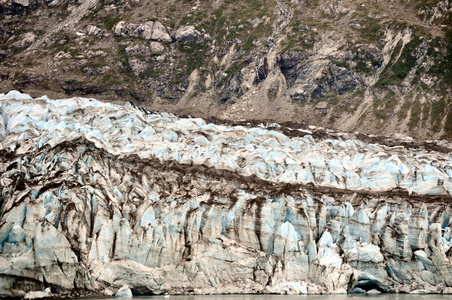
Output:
top-left (150, 41), bottom-right (165, 53)
top-left (125, 44), bottom-right (152, 57)
top-left (113, 21), bottom-right (172, 42)
top-left (175, 25), bottom-right (202, 43)
top-left (128, 57), bottom-right (148, 76)
top-left (85, 25), bottom-right (103, 36)
top-left (11, 32), bottom-right (36, 49)
top-left (96, 66), bottom-right (111, 75)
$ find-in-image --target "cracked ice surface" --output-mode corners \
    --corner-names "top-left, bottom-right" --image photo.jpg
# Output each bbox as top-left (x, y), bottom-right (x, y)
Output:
top-left (1, 90), bottom-right (452, 195)
top-left (1, 91), bottom-right (452, 298)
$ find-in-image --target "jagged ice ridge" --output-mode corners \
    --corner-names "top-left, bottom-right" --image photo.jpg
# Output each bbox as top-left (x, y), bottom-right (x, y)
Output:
top-left (0, 91), bottom-right (452, 298)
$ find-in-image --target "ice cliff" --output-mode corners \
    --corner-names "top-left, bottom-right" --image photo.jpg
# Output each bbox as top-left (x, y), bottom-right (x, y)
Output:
top-left (1, 91), bottom-right (452, 298)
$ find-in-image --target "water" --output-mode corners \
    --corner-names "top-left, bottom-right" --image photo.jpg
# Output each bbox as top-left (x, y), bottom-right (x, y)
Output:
top-left (87, 295), bottom-right (451, 300)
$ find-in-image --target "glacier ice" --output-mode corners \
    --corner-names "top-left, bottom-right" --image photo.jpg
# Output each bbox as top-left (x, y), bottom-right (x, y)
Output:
top-left (0, 91), bottom-right (452, 297)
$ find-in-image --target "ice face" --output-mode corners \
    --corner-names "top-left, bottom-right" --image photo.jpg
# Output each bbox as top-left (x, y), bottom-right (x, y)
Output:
top-left (1, 91), bottom-right (452, 297)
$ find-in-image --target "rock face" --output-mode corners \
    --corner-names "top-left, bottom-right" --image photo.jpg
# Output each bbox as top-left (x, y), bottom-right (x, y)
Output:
top-left (125, 42), bottom-right (164, 57)
top-left (0, 0), bottom-right (451, 139)
top-left (175, 25), bottom-right (202, 43)
top-left (0, 0), bottom-right (70, 14)
top-left (0, 0), bottom-right (452, 140)
top-left (11, 32), bottom-right (36, 49)
top-left (1, 91), bottom-right (452, 297)
top-left (113, 21), bottom-right (172, 42)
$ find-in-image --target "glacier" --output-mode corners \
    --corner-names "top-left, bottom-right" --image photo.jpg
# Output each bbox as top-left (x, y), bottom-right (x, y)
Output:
top-left (0, 90), bottom-right (452, 297)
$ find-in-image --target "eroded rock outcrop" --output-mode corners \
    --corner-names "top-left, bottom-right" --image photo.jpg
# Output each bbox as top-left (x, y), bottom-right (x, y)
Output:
top-left (175, 25), bottom-right (203, 43)
top-left (0, 91), bottom-right (452, 297)
top-left (113, 21), bottom-right (172, 42)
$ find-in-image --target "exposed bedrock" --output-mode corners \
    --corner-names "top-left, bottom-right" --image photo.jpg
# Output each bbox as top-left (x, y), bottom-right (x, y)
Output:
top-left (1, 92), bottom-right (452, 297)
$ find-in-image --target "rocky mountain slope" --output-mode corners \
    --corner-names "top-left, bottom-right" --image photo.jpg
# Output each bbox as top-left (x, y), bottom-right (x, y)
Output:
top-left (1, 91), bottom-right (452, 298)
top-left (0, 0), bottom-right (451, 140)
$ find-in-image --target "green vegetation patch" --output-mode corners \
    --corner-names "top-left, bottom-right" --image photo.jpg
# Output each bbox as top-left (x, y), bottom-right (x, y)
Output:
top-left (49, 30), bottom-right (76, 54)
top-left (103, 15), bottom-right (121, 30)
top-left (333, 94), bottom-right (362, 114)
top-left (360, 17), bottom-right (383, 43)
top-left (445, 109), bottom-right (452, 136)
top-left (175, 41), bottom-right (209, 80)
top-left (216, 61), bottom-right (244, 88)
top-left (225, 0), bottom-right (271, 24)
top-left (281, 17), bottom-right (321, 53)
top-left (427, 27), bottom-right (452, 90)
top-left (372, 90), bottom-right (397, 119)
top-left (117, 44), bottom-right (131, 72)
top-left (193, 0), bottom-right (274, 51)
top-left (375, 36), bottom-right (423, 87)
top-left (96, 73), bottom-right (122, 86)
top-left (332, 61), bottom-right (350, 70)
top-left (408, 99), bottom-right (422, 129)
top-left (324, 92), bottom-right (339, 105)
top-left (354, 56), bottom-right (380, 74)
top-left (139, 68), bottom-right (163, 79)
top-left (180, 10), bottom-right (207, 25)
top-left (430, 98), bottom-right (446, 131)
